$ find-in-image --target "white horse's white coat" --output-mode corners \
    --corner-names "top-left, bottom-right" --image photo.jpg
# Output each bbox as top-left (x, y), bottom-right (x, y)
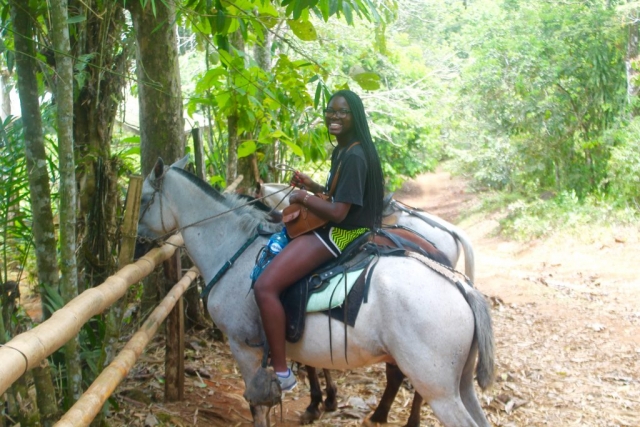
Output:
top-left (137, 158), bottom-right (494, 427)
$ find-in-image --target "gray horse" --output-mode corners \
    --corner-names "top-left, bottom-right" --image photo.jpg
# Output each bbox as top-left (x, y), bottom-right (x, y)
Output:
top-left (261, 183), bottom-right (477, 426)
top-left (137, 157), bottom-right (495, 427)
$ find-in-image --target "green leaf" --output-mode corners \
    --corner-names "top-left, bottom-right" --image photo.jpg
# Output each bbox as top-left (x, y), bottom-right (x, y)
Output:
top-left (287, 19), bottom-right (318, 42)
top-left (314, 80), bottom-right (322, 108)
top-left (269, 130), bottom-right (289, 139)
top-left (67, 15), bottom-right (86, 24)
top-left (195, 68), bottom-right (226, 93)
top-left (352, 72), bottom-right (380, 90)
top-left (282, 139), bottom-right (304, 157)
top-left (209, 175), bottom-right (225, 187)
top-left (237, 140), bottom-right (257, 158)
top-left (318, 0), bottom-right (330, 21)
top-left (121, 136), bottom-right (141, 144)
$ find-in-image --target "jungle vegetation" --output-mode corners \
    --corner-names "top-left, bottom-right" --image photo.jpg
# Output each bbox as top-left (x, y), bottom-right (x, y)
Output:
top-left (1, 0), bottom-right (639, 424)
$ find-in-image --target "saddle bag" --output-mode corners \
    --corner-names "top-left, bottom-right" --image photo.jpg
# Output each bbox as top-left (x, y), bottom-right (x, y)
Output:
top-left (282, 193), bottom-right (330, 239)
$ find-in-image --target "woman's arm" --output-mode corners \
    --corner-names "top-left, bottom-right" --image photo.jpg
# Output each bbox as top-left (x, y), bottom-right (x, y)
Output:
top-left (289, 189), bottom-right (350, 223)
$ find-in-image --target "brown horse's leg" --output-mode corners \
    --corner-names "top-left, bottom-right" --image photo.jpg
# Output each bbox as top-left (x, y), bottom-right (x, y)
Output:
top-left (322, 369), bottom-right (338, 411)
top-left (300, 366), bottom-right (323, 424)
top-left (369, 363), bottom-right (405, 424)
top-left (368, 364), bottom-right (424, 427)
top-left (405, 391), bottom-right (424, 427)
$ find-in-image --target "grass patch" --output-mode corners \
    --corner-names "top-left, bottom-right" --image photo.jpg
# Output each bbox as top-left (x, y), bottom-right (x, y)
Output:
top-left (462, 190), bottom-right (640, 241)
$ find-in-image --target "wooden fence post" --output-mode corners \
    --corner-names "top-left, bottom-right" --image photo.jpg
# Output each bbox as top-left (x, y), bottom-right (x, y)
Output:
top-left (163, 252), bottom-right (184, 401)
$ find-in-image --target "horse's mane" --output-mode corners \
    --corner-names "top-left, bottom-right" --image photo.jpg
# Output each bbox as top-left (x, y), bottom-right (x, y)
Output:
top-left (171, 167), bottom-right (281, 235)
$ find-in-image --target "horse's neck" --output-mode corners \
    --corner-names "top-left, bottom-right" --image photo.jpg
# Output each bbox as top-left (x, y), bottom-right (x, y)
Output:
top-left (165, 172), bottom-right (254, 281)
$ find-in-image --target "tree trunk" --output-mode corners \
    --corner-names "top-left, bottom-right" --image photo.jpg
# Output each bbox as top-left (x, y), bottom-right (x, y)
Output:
top-left (9, 375), bottom-right (40, 427)
top-left (68, 0), bottom-right (129, 293)
top-left (126, 0), bottom-right (185, 177)
top-left (237, 33), bottom-right (274, 192)
top-left (50, 0), bottom-right (83, 403)
top-left (125, 0), bottom-right (185, 316)
top-left (32, 360), bottom-right (58, 426)
top-left (226, 31), bottom-right (246, 187)
top-left (10, 2), bottom-right (60, 421)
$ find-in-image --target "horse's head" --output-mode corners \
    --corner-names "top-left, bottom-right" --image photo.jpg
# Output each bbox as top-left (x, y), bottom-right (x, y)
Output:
top-left (135, 155), bottom-right (189, 258)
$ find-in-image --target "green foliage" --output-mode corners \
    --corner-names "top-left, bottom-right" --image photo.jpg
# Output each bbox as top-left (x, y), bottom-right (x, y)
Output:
top-left (450, 0), bottom-right (628, 199)
top-left (604, 117), bottom-right (640, 206)
top-left (497, 191), bottom-right (640, 241)
top-left (0, 117), bottom-right (34, 286)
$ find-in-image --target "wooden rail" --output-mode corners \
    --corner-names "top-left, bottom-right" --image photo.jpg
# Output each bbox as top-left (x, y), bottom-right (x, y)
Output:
top-left (54, 267), bottom-right (199, 427)
top-left (0, 234), bottom-right (184, 396)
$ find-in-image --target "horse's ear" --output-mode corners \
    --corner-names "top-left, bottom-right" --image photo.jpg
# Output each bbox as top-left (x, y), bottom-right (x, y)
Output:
top-left (153, 158), bottom-right (165, 180)
top-left (171, 154), bottom-right (190, 170)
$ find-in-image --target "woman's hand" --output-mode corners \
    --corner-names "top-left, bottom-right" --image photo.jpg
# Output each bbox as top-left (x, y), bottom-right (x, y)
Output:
top-left (290, 171), bottom-right (318, 192)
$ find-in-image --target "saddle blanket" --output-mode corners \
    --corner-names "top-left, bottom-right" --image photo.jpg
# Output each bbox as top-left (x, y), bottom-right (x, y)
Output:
top-left (306, 267), bottom-right (365, 312)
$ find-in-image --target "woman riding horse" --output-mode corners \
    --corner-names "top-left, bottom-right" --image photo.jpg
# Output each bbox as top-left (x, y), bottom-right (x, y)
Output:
top-left (253, 90), bottom-right (385, 391)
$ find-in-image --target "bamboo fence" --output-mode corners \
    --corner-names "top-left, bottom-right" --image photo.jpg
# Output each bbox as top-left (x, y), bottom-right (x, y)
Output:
top-left (0, 233), bottom-right (184, 396)
top-left (54, 267), bottom-right (199, 427)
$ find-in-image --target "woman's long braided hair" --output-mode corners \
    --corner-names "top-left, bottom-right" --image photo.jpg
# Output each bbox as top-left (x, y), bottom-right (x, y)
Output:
top-left (328, 89), bottom-right (385, 229)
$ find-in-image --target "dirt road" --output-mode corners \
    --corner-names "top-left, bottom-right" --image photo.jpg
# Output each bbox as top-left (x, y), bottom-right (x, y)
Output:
top-left (113, 170), bottom-right (640, 426)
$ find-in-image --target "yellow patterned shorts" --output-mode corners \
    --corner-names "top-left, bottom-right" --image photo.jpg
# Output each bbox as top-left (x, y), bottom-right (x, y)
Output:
top-left (313, 226), bottom-right (369, 258)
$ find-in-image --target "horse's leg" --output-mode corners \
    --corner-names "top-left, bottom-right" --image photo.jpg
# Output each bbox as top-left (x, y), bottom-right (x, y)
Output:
top-left (402, 355), bottom-right (478, 427)
top-left (405, 392), bottom-right (424, 427)
top-left (368, 363), bottom-right (424, 427)
top-left (250, 405), bottom-right (271, 427)
top-left (300, 366), bottom-right (323, 424)
top-left (459, 346), bottom-right (490, 427)
top-left (227, 339), bottom-right (272, 427)
top-left (321, 369), bottom-right (338, 411)
top-left (389, 306), bottom-right (478, 426)
top-left (368, 363), bottom-right (404, 424)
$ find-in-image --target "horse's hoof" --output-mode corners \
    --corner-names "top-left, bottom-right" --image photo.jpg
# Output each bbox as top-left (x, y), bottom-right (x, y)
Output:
top-left (362, 416), bottom-right (383, 427)
top-left (367, 412), bottom-right (388, 425)
top-left (300, 409), bottom-right (321, 425)
top-left (324, 398), bottom-right (338, 412)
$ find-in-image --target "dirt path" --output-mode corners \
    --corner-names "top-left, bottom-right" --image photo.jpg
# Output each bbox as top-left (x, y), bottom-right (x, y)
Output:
top-left (112, 170), bottom-right (640, 427)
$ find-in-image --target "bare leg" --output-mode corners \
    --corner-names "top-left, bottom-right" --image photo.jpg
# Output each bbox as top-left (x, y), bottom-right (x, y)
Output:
top-left (254, 234), bottom-right (333, 372)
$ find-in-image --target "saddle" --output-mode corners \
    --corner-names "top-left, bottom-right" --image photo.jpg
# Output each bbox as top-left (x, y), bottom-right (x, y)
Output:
top-left (279, 228), bottom-right (452, 343)
top-left (280, 242), bottom-right (374, 343)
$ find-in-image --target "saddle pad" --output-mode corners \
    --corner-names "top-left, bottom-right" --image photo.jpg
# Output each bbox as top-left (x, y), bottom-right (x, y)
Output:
top-left (306, 268), bottom-right (365, 313)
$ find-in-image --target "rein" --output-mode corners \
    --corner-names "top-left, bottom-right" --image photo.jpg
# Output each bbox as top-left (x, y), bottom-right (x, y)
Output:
top-left (137, 175), bottom-right (292, 247)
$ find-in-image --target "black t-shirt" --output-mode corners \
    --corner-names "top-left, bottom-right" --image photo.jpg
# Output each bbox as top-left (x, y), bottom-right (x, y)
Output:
top-left (325, 143), bottom-right (375, 229)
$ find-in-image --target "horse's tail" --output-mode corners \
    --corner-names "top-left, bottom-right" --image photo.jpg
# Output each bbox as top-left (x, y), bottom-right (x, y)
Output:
top-left (463, 286), bottom-right (495, 390)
